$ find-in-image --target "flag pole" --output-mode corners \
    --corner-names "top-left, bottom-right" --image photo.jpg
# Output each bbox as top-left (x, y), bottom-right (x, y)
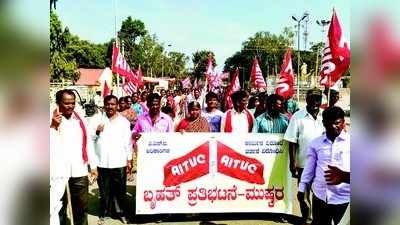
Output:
top-left (314, 46), bottom-right (320, 88)
top-left (327, 75), bottom-right (331, 107)
top-left (114, 0), bottom-right (120, 97)
top-left (121, 39), bottom-right (126, 96)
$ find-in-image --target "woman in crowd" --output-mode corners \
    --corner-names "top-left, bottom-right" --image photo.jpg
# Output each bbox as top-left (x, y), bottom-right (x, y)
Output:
top-left (176, 101), bottom-right (210, 132)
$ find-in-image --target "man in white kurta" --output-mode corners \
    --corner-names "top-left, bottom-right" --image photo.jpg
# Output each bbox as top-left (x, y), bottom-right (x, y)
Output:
top-left (50, 89), bottom-right (98, 225)
top-left (90, 95), bottom-right (132, 224)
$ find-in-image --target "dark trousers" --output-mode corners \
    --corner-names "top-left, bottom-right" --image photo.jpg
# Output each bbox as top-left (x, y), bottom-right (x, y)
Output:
top-left (297, 168), bottom-right (312, 223)
top-left (311, 195), bottom-right (349, 225)
top-left (59, 176), bottom-right (89, 225)
top-left (97, 167), bottom-right (128, 218)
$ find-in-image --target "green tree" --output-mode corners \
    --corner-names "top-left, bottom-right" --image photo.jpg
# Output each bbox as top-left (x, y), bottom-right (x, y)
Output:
top-left (67, 35), bottom-right (107, 68)
top-left (118, 16), bottom-right (147, 67)
top-left (165, 51), bottom-right (189, 79)
top-left (136, 34), bottom-right (164, 77)
top-left (50, 11), bottom-right (79, 82)
top-left (192, 50), bottom-right (216, 80)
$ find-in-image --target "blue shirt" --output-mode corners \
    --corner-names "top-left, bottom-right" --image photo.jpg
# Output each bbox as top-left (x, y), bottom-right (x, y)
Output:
top-left (286, 98), bottom-right (299, 114)
top-left (131, 103), bottom-right (143, 116)
top-left (253, 112), bottom-right (289, 133)
top-left (202, 108), bottom-right (224, 132)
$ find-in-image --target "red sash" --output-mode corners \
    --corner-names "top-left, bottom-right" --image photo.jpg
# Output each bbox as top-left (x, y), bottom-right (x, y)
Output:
top-left (224, 109), bottom-right (253, 132)
top-left (72, 111), bottom-right (88, 163)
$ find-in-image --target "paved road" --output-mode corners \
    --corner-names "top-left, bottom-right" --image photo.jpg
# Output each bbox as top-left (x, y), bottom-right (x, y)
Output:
top-left (87, 175), bottom-right (302, 225)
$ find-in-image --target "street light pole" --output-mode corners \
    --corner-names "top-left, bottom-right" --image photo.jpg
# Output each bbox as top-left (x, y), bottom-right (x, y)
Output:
top-left (292, 13), bottom-right (308, 102)
top-left (315, 20), bottom-right (330, 87)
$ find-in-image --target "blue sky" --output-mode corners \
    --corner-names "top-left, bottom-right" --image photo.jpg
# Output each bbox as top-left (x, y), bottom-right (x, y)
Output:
top-left (54, 0), bottom-right (350, 71)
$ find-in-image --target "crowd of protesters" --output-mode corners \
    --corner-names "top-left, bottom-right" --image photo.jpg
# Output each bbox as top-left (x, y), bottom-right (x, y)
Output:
top-left (50, 84), bottom-right (350, 225)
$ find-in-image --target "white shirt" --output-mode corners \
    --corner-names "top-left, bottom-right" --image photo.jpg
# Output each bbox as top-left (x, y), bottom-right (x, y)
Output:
top-left (91, 113), bottom-right (132, 169)
top-left (50, 113), bottom-right (97, 178)
top-left (284, 108), bottom-right (324, 168)
top-left (220, 108), bottom-right (255, 133)
top-left (186, 92), bottom-right (206, 110)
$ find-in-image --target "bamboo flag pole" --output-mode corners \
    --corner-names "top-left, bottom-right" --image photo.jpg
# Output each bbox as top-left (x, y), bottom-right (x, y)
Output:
top-left (327, 75), bottom-right (331, 107)
top-left (314, 46), bottom-right (320, 88)
top-left (114, 0), bottom-right (120, 97)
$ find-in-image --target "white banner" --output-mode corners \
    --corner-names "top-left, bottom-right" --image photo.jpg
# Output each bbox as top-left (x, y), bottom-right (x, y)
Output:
top-left (136, 133), bottom-right (292, 214)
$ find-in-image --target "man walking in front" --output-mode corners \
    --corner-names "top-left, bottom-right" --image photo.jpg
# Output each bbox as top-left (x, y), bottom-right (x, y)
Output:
top-left (298, 106), bottom-right (350, 225)
top-left (50, 89), bottom-right (98, 225)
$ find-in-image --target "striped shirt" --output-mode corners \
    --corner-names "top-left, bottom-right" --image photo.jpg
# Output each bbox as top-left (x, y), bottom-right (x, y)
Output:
top-left (253, 112), bottom-right (289, 133)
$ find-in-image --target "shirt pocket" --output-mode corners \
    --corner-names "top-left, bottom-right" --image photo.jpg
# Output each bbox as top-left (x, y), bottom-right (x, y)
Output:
top-left (318, 147), bottom-right (332, 163)
top-left (156, 122), bottom-right (167, 132)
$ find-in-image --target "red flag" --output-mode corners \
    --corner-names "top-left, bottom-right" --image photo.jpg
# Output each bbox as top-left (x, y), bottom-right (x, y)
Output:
top-left (320, 10), bottom-right (350, 88)
top-left (329, 10), bottom-right (350, 59)
top-left (275, 48), bottom-right (295, 100)
top-left (136, 65), bottom-right (144, 88)
top-left (122, 80), bottom-right (137, 95)
top-left (205, 54), bottom-right (220, 91)
top-left (208, 74), bottom-right (223, 92)
top-left (229, 69), bottom-right (241, 92)
top-left (250, 57), bottom-right (267, 89)
top-left (181, 77), bottom-right (191, 89)
top-left (163, 141), bottom-right (210, 187)
top-left (205, 54), bottom-right (214, 76)
top-left (224, 68), bottom-right (240, 110)
top-left (220, 72), bottom-right (229, 80)
top-left (112, 42), bottom-right (141, 85)
top-left (217, 141), bottom-right (264, 185)
top-left (102, 80), bottom-right (110, 97)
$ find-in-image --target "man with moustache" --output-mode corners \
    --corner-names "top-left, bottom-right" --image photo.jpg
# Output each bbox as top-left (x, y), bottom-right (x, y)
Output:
top-left (284, 88), bottom-right (324, 225)
top-left (91, 95), bottom-right (132, 224)
top-left (253, 94), bottom-right (289, 133)
top-left (50, 89), bottom-right (98, 225)
top-left (133, 93), bottom-right (173, 135)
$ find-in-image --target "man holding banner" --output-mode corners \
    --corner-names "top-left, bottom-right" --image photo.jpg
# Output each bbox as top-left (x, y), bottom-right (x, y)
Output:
top-left (253, 94), bottom-right (289, 134)
top-left (221, 90), bottom-right (255, 133)
top-left (133, 93), bottom-right (173, 139)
